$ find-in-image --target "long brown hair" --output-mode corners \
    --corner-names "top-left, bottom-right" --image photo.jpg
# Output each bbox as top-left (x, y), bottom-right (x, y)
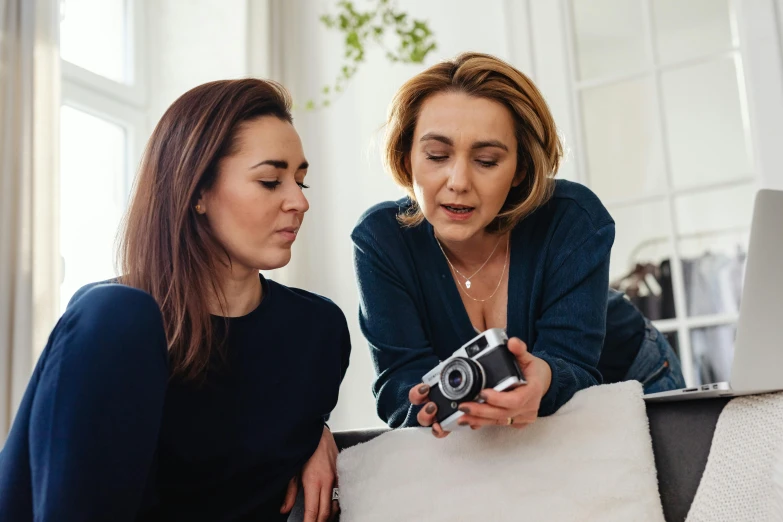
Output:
top-left (118, 79), bottom-right (293, 381)
top-left (383, 52), bottom-right (562, 233)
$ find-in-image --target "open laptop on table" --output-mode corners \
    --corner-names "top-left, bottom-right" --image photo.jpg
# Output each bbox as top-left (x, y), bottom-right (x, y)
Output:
top-left (644, 189), bottom-right (783, 402)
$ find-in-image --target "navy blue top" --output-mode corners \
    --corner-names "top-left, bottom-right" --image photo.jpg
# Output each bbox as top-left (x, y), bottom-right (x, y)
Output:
top-left (352, 180), bottom-right (644, 428)
top-left (72, 276), bottom-right (351, 520)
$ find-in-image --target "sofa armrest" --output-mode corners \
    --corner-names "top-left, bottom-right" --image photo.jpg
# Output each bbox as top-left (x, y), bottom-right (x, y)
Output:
top-left (647, 398), bottom-right (729, 522)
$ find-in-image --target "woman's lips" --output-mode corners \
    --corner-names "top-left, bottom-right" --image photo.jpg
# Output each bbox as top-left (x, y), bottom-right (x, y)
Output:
top-left (441, 204), bottom-right (475, 221)
top-left (277, 227), bottom-right (299, 241)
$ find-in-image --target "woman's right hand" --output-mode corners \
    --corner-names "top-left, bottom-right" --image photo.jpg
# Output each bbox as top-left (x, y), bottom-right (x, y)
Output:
top-left (409, 383), bottom-right (450, 439)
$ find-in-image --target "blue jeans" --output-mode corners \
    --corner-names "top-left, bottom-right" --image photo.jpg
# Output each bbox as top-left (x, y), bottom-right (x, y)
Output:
top-left (624, 320), bottom-right (686, 394)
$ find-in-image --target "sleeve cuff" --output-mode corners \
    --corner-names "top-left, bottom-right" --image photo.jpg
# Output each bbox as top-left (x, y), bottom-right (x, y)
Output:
top-left (535, 353), bottom-right (561, 417)
top-left (402, 403), bottom-right (424, 428)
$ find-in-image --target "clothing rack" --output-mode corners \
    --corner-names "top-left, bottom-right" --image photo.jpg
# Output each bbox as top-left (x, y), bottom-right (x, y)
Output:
top-left (628, 225), bottom-right (749, 265)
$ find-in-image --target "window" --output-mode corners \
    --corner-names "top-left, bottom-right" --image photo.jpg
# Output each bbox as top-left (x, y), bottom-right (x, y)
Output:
top-left (565, 0), bottom-right (757, 386)
top-left (60, 0), bottom-right (130, 83)
top-left (59, 0), bottom-right (147, 311)
top-left (59, 107), bottom-right (127, 311)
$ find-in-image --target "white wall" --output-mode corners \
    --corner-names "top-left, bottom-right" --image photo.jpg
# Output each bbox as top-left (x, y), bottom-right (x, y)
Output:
top-left (146, 0), bottom-right (250, 127)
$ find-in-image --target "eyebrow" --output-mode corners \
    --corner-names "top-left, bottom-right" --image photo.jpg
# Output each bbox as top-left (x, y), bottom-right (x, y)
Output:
top-left (472, 140), bottom-right (509, 152)
top-left (250, 159), bottom-right (309, 170)
top-left (419, 133), bottom-right (509, 152)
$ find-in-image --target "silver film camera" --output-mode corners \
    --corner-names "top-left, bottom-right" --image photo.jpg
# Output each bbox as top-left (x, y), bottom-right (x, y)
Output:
top-left (422, 328), bottom-right (526, 431)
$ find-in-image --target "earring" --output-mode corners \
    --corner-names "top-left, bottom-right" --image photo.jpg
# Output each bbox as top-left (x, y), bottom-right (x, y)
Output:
top-left (195, 204), bottom-right (202, 213)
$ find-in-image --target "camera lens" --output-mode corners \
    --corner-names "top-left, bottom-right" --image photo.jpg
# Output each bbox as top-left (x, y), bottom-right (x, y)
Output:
top-left (448, 370), bottom-right (463, 388)
top-left (439, 357), bottom-right (485, 402)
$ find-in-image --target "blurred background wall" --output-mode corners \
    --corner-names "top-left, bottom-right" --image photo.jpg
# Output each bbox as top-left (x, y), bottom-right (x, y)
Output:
top-left (3, 0), bottom-right (783, 438)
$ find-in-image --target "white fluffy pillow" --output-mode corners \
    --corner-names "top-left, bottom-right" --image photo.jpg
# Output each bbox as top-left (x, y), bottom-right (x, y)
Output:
top-left (337, 381), bottom-right (664, 522)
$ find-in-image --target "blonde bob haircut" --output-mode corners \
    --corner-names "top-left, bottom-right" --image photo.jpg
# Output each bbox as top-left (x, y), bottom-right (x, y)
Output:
top-left (383, 52), bottom-right (562, 233)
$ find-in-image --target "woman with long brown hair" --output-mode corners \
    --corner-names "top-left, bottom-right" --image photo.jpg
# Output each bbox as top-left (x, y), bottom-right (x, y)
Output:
top-left (0, 79), bottom-right (348, 522)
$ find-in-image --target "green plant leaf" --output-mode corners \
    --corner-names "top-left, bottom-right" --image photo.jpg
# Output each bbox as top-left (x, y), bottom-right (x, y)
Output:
top-left (307, 0), bottom-right (437, 111)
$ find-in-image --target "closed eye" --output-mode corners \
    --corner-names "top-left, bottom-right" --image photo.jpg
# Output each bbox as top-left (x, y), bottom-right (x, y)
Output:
top-left (476, 159), bottom-right (498, 168)
top-left (426, 154), bottom-right (449, 163)
top-left (260, 180), bottom-right (281, 190)
top-left (260, 180), bottom-right (309, 190)
top-left (259, 180), bottom-right (280, 190)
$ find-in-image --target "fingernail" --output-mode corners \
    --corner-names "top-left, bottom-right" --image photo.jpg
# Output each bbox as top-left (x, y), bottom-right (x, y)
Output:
top-left (478, 393), bottom-right (487, 402)
top-left (431, 427), bottom-right (439, 436)
top-left (425, 403), bottom-right (436, 414)
top-left (418, 384), bottom-right (429, 394)
top-left (458, 406), bottom-right (471, 414)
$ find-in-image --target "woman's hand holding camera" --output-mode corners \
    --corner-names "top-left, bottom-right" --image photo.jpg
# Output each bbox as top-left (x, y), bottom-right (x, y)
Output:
top-left (409, 338), bottom-right (552, 437)
top-left (409, 380), bottom-right (451, 438)
top-left (457, 337), bottom-right (552, 429)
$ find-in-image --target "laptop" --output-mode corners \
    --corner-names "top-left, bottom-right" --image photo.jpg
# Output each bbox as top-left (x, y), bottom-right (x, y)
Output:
top-left (644, 188), bottom-right (783, 402)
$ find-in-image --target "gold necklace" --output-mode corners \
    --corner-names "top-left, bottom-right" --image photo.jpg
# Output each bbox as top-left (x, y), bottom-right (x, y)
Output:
top-left (434, 235), bottom-right (502, 289)
top-left (437, 236), bottom-right (510, 302)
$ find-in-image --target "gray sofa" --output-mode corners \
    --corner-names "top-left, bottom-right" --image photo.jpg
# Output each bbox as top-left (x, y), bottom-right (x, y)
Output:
top-left (289, 398), bottom-right (730, 522)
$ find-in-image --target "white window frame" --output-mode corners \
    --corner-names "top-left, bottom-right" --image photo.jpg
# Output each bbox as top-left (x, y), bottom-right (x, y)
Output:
top-left (61, 0), bottom-right (148, 109)
top-left (60, 0), bottom-right (148, 182)
top-left (738, 0), bottom-right (783, 192)
top-left (57, 0), bottom-right (149, 318)
top-left (549, 0), bottom-right (783, 386)
top-left (60, 81), bottom-right (147, 202)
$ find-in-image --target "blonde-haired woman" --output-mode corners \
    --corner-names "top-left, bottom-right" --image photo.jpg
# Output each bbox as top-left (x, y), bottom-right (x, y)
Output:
top-left (352, 52), bottom-right (684, 436)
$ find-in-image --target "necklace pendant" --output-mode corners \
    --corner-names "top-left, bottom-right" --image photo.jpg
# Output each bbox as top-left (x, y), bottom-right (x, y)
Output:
top-left (465, 280), bottom-right (471, 289)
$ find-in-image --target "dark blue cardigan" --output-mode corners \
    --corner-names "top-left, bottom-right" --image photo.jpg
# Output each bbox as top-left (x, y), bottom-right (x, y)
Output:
top-left (352, 180), bottom-right (643, 428)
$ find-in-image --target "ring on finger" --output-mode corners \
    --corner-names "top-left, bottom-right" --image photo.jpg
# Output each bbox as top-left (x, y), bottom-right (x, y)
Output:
top-left (506, 417), bottom-right (514, 425)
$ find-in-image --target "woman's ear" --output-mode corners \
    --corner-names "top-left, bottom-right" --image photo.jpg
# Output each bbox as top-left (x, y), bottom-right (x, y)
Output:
top-left (194, 191), bottom-right (207, 214)
top-left (511, 150), bottom-right (527, 188)
top-left (512, 168), bottom-right (526, 188)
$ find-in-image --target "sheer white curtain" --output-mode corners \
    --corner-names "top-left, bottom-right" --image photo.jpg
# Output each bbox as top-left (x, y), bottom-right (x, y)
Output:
top-left (0, 0), bottom-right (60, 441)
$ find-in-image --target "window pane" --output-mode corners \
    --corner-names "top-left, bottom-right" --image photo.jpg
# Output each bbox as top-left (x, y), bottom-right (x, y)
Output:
top-left (676, 184), bottom-right (753, 319)
top-left (60, 0), bottom-right (128, 83)
top-left (581, 77), bottom-right (667, 202)
top-left (690, 325), bottom-right (736, 386)
top-left (60, 106), bottom-right (127, 312)
top-left (674, 183), bottom-right (755, 237)
top-left (652, 0), bottom-right (735, 64)
top-left (609, 200), bottom-right (676, 320)
top-left (681, 251), bottom-right (746, 318)
top-left (571, 0), bottom-right (649, 80)
top-left (661, 56), bottom-right (752, 189)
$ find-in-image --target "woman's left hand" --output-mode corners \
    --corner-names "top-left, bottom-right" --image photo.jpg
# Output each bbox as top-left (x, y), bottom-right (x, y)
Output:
top-left (456, 337), bottom-right (552, 430)
top-left (280, 425), bottom-right (339, 522)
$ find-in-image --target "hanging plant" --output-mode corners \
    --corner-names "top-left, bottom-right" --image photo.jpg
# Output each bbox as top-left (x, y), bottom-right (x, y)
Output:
top-left (304, 0), bottom-right (438, 109)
